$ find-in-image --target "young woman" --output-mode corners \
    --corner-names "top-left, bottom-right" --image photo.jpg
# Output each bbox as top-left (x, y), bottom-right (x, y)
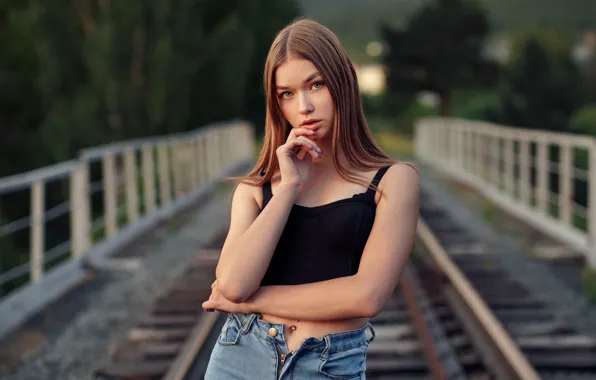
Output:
top-left (202, 18), bottom-right (420, 380)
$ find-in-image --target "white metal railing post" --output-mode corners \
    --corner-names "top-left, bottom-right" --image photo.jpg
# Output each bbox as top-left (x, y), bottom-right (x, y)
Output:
top-left (519, 136), bottom-right (530, 205)
top-left (103, 153), bottom-right (118, 238)
top-left (188, 140), bottom-right (198, 191)
top-left (209, 129), bottom-right (218, 179)
top-left (457, 123), bottom-right (464, 171)
top-left (412, 117), bottom-right (596, 268)
top-left (589, 142), bottom-right (596, 267)
top-left (504, 134), bottom-right (514, 197)
top-left (70, 164), bottom-right (86, 257)
top-left (81, 160), bottom-right (91, 252)
top-left (490, 129), bottom-right (500, 189)
top-left (30, 181), bottom-right (44, 283)
top-left (142, 144), bottom-right (156, 214)
top-left (124, 149), bottom-right (139, 223)
top-left (537, 137), bottom-right (548, 213)
top-left (465, 126), bottom-right (473, 174)
top-left (158, 143), bottom-right (171, 206)
top-left (198, 134), bottom-right (207, 183)
top-left (172, 142), bottom-right (182, 199)
top-left (560, 141), bottom-right (572, 224)
top-left (0, 122), bottom-right (256, 342)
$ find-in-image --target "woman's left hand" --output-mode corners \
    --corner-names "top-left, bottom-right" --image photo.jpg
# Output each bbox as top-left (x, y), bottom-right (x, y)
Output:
top-left (202, 280), bottom-right (249, 313)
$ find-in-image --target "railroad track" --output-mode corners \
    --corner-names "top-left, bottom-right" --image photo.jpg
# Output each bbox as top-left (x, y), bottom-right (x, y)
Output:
top-left (93, 190), bottom-right (596, 380)
top-left (94, 233), bottom-right (226, 380)
top-left (417, 190), bottom-right (596, 380)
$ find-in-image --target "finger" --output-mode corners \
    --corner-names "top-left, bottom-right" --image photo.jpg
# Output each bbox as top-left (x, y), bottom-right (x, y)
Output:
top-left (296, 149), bottom-right (307, 160)
top-left (296, 136), bottom-right (323, 158)
top-left (284, 139), bottom-right (320, 159)
top-left (289, 127), bottom-right (317, 140)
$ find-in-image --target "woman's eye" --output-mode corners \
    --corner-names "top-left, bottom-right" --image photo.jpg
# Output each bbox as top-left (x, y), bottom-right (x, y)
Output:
top-left (311, 82), bottom-right (324, 89)
top-left (281, 91), bottom-right (293, 98)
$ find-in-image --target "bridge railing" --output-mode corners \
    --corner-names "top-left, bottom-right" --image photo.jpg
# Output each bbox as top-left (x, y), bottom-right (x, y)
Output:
top-left (0, 120), bottom-right (254, 338)
top-left (415, 117), bottom-right (596, 269)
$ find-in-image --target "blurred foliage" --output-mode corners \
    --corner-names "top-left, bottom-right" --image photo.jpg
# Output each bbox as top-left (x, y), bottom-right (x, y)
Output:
top-left (580, 50), bottom-right (596, 103)
top-left (0, 0), bottom-right (299, 178)
top-left (480, 0), bottom-right (596, 37)
top-left (0, 0), bottom-right (299, 295)
top-left (299, 0), bottom-right (596, 64)
top-left (368, 116), bottom-right (416, 158)
top-left (299, 0), bottom-right (427, 63)
top-left (582, 266), bottom-right (596, 304)
top-left (451, 89), bottom-right (502, 122)
top-left (380, 0), bottom-right (499, 116)
top-left (497, 30), bottom-right (582, 131)
top-left (363, 93), bottom-right (437, 137)
top-left (569, 104), bottom-right (596, 135)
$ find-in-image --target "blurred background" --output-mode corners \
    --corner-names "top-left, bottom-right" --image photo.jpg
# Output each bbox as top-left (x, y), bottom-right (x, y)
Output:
top-left (2, 1), bottom-right (596, 378)
top-left (2, 0), bottom-right (596, 301)
top-left (2, 0), bottom-right (596, 356)
top-left (3, 0), bottom-right (596, 301)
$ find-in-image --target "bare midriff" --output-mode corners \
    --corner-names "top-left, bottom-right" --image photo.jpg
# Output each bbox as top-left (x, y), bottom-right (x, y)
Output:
top-left (260, 314), bottom-right (369, 352)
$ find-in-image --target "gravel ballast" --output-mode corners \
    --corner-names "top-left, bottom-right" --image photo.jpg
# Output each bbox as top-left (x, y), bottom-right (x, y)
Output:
top-left (419, 167), bottom-right (596, 337)
top-left (1, 190), bottom-right (231, 380)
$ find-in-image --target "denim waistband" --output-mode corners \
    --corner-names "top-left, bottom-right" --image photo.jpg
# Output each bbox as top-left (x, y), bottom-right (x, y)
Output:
top-left (229, 313), bottom-right (375, 355)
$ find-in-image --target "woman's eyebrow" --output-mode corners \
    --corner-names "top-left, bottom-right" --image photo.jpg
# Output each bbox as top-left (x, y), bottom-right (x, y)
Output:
top-left (276, 72), bottom-right (322, 90)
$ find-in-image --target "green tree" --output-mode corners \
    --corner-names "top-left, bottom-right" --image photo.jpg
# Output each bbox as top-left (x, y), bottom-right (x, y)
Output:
top-left (0, 1), bottom-right (299, 294)
top-left (380, 0), bottom-right (498, 116)
top-left (569, 104), bottom-right (596, 135)
top-left (499, 31), bottom-right (582, 131)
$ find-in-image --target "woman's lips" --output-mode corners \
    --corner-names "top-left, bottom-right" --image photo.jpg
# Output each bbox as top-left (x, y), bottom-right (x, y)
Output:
top-left (301, 120), bottom-right (322, 130)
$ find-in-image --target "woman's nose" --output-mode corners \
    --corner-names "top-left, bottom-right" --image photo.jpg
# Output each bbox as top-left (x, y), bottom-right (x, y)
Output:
top-left (299, 93), bottom-right (314, 115)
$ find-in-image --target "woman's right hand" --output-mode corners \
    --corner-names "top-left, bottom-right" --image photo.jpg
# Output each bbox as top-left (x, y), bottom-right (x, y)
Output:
top-left (276, 127), bottom-right (322, 189)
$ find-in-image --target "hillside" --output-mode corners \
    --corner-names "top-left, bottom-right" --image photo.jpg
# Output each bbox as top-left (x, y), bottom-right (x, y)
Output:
top-left (298, 0), bottom-right (596, 63)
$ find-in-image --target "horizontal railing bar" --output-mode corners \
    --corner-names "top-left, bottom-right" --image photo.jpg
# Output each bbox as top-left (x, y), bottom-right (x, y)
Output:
top-left (44, 240), bottom-right (72, 264)
top-left (0, 200), bottom-right (72, 238)
top-left (89, 180), bottom-right (105, 195)
top-left (0, 121), bottom-right (253, 342)
top-left (79, 121), bottom-right (240, 161)
top-left (442, 117), bottom-right (596, 148)
top-left (0, 261), bottom-right (30, 287)
top-left (0, 160), bottom-right (79, 195)
top-left (0, 238), bottom-right (73, 287)
top-left (44, 201), bottom-right (71, 223)
top-left (0, 215), bottom-right (32, 238)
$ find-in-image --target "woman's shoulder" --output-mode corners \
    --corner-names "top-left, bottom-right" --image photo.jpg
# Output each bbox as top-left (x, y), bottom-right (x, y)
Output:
top-left (234, 179), bottom-right (263, 210)
top-left (236, 170), bottom-right (282, 209)
top-left (378, 162), bottom-right (420, 199)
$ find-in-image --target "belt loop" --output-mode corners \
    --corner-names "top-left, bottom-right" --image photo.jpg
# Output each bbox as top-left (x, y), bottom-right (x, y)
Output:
top-left (321, 335), bottom-right (332, 360)
top-left (240, 313), bottom-right (257, 334)
top-left (365, 323), bottom-right (376, 344)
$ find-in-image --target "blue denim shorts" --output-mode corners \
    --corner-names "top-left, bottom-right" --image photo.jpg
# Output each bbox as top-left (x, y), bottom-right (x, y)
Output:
top-left (204, 313), bottom-right (376, 379)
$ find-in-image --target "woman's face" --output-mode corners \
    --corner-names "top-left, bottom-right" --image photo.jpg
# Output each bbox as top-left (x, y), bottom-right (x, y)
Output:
top-left (275, 57), bottom-right (335, 142)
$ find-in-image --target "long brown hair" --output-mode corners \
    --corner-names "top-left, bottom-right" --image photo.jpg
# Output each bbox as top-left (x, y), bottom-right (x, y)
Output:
top-left (232, 18), bottom-right (400, 191)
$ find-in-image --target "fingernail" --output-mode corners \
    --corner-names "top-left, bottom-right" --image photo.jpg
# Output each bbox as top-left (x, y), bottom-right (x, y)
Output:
top-left (311, 130), bottom-right (317, 135)
top-left (316, 147), bottom-right (322, 154)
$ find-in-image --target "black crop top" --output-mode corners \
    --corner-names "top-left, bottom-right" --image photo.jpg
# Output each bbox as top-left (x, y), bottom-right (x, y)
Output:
top-left (259, 166), bottom-right (391, 286)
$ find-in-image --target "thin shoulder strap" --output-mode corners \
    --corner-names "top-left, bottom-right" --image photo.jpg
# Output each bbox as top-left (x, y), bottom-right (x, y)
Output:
top-left (367, 165), bottom-right (391, 194)
top-left (262, 181), bottom-right (273, 210)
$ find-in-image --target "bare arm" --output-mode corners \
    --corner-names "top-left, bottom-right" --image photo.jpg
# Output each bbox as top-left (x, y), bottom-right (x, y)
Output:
top-left (216, 125), bottom-right (322, 303)
top-left (242, 164), bottom-right (420, 319)
top-left (215, 181), bottom-right (299, 302)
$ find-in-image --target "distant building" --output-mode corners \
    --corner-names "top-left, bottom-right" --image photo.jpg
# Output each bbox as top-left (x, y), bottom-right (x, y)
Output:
top-left (573, 30), bottom-right (595, 65)
top-left (355, 64), bottom-right (386, 96)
